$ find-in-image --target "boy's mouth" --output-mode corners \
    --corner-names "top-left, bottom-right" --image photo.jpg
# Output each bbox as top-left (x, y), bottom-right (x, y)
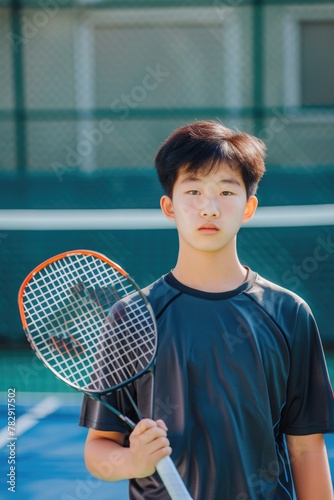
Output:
top-left (198, 223), bottom-right (219, 234)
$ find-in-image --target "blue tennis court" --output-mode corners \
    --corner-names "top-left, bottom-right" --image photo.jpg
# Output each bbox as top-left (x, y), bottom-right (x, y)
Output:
top-left (0, 392), bottom-right (333, 500)
top-left (0, 394), bottom-right (128, 499)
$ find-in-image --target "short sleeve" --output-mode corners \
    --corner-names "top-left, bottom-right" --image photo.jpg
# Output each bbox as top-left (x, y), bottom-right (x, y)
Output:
top-left (280, 301), bottom-right (334, 435)
top-left (79, 385), bottom-right (139, 434)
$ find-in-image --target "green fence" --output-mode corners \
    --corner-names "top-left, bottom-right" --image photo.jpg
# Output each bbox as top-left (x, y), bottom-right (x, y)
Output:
top-left (0, 1), bottom-right (333, 346)
top-left (1, 0), bottom-right (334, 173)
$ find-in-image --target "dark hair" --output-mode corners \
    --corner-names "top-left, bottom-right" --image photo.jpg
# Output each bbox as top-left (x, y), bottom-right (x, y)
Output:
top-left (154, 120), bottom-right (266, 198)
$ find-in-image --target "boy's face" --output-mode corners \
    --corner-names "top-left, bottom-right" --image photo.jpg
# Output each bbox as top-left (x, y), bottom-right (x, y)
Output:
top-left (160, 162), bottom-right (258, 254)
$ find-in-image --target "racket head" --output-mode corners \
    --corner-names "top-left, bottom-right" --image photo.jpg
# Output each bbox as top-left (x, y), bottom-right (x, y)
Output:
top-left (18, 250), bottom-right (157, 394)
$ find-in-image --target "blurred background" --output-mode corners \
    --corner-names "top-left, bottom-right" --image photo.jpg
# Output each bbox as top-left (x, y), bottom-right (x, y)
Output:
top-left (0, 0), bottom-right (333, 498)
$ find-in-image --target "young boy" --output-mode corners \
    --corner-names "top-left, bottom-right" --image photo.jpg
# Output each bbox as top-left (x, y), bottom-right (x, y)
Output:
top-left (80, 121), bottom-right (334, 499)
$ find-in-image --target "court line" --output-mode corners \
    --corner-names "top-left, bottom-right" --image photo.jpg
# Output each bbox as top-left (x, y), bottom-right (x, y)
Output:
top-left (0, 204), bottom-right (333, 230)
top-left (0, 396), bottom-right (61, 448)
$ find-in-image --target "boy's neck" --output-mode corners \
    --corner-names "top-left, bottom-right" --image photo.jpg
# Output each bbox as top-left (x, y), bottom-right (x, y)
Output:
top-left (171, 245), bottom-right (248, 293)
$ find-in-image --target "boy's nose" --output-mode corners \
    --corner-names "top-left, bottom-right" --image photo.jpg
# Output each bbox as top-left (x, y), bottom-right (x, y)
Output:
top-left (200, 199), bottom-right (220, 218)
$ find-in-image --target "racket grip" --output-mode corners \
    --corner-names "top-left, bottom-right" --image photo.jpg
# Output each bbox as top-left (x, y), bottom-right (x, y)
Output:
top-left (156, 456), bottom-right (193, 500)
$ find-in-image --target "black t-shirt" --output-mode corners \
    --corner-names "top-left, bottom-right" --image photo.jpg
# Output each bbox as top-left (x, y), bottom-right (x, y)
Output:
top-left (79, 269), bottom-right (334, 499)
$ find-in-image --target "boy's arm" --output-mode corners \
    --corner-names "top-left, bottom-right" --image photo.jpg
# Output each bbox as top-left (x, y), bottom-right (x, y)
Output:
top-left (84, 418), bottom-right (172, 481)
top-left (287, 433), bottom-right (333, 500)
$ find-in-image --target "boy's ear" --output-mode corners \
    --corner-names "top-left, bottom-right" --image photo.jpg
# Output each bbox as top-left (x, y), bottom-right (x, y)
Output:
top-left (242, 195), bottom-right (258, 224)
top-left (160, 195), bottom-right (175, 221)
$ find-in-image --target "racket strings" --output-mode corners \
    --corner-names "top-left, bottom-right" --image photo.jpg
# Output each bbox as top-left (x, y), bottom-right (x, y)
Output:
top-left (89, 303), bottom-right (156, 390)
top-left (22, 253), bottom-right (156, 391)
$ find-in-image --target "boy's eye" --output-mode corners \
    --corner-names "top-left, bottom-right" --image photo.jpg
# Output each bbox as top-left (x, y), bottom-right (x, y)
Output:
top-left (187, 190), bottom-right (200, 195)
top-left (222, 191), bottom-right (233, 196)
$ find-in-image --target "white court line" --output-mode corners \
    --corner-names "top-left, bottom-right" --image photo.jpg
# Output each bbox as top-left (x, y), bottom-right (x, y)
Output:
top-left (0, 205), bottom-right (333, 230)
top-left (0, 396), bottom-right (61, 448)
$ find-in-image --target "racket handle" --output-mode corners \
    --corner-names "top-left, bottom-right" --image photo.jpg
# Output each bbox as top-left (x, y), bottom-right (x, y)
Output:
top-left (156, 456), bottom-right (193, 500)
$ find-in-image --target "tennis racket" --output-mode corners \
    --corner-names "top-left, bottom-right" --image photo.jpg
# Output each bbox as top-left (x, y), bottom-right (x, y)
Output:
top-left (18, 249), bottom-right (192, 500)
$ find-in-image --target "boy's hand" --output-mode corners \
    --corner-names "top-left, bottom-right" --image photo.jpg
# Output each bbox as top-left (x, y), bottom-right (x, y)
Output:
top-left (129, 418), bottom-right (172, 478)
